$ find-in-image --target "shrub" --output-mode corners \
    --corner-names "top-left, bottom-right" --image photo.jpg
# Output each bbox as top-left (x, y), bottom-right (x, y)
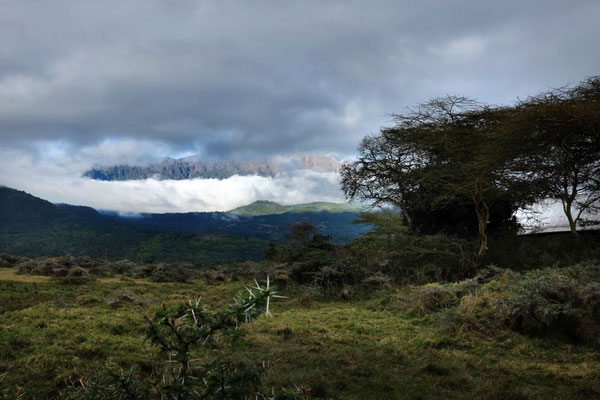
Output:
top-left (52, 268), bottom-right (69, 277)
top-left (16, 260), bottom-right (36, 274)
top-left (201, 269), bottom-right (229, 283)
top-left (413, 284), bottom-right (459, 313)
top-left (0, 253), bottom-right (24, 268)
top-left (113, 259), bottom-right (140, 275)
top-left (33, 262), bottom-right (54, 276)
top-left (69, 280), bottom-right (285, 399)
top-left (58, 266), bottom-right (93, 285)
top-left (149, 263), bottom-right (195, 283)
top-left (497, 265), bottom-right (600, 343)
top-left (362, 272), bottom-right (392, 289)
top-left (484, 232), bottom-right (600, 271)
top-left (347, 232), bottom-right (476, 285)
top-left (446, 263), bottom-right (600, 344)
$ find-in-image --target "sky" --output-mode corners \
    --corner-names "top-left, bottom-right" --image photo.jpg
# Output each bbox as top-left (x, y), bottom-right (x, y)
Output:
top-left (0, 0), bottom-right (599, 213)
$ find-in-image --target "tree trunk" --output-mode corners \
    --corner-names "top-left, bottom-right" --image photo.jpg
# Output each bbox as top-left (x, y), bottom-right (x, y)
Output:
top-left (562, 197), bottom-right (579, 236)
top-left (560, 173), bottom-right (580, 237)
top-left (473, 192), bottom-right (490, 261)
top-left (399, 205), bottom-right (413, 229)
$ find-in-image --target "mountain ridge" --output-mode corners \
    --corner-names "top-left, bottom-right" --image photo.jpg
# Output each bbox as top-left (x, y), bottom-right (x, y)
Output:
top-left (84, 153), bottom-right (341, 181)
top-left (0, 187), bottom-right (370, 263)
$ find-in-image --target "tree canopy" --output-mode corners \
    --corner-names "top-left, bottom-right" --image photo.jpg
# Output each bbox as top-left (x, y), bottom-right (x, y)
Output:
top-left (511, 77), bottom-right (600, 234)
top-left (342, 96), bottom-right (534, 259)
top-left (341, 77), bottom-right (600, 259)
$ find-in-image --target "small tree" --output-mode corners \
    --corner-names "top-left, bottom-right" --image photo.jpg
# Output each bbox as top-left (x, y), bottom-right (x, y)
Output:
top-left (514, 77), bottom-right (600, 235)
top-left (73, 279), bottom-right (285, 400)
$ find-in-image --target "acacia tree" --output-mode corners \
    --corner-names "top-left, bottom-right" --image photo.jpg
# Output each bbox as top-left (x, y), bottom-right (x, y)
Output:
top-left (341, 96), bottom-right (534, 260)
top-left (514, 77), bottom-right (600, 235)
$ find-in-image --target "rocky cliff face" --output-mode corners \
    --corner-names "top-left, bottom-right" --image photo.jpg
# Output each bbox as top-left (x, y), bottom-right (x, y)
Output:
top-left (84, 154), bottom-right (340, 181)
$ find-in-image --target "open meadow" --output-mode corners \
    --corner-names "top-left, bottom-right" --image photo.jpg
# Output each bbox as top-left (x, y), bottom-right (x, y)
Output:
top-left (1, 264), bottom-right (599, 399)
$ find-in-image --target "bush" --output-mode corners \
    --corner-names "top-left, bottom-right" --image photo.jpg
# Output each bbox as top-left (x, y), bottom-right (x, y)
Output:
top-left (0, 253), bottom-right (24, 268)
top-left (14, 255), bottom-right (115, 277)
top-left (497, 265), bottom-right (600, 343)
top-left (448, 263), bottom-right (600, 344)
top-left (58, 266), bottom-right (93, 285)
top-left (484, 232), bottom-right (600, 271)
top-left (413, 284), bottom-right (459, 313)
top-left (69, 280), bottom-right (284, 399)
top-left (377, 264), bottom-right (600, 344)
top-left (347, 231), bottom-right (476, 285)
top-left (201, 269), bottom-right (229, 283)
top-left (33, 262), bottom-right (54, 276)
top-left (16, 260), bottom-right (36, 274)
top-left (362, 272), bottom-right (392, 289)
top-left (52, 268), bottom-right (69, 277)
top-left (149, 263), bottom-right (195, 283)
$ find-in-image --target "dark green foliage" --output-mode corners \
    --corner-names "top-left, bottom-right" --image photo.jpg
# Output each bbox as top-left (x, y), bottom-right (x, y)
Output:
top-left (0, 253), bottom-right (24, 268)
top-left (264, 243), bottom-right (278, 260)
top-left (341, 77), bottom-right (600, 262)
top-left (386, 264), bottom-right (600, 345)
top-left (511, 77), bottom-right (600, 235)
top-left (340, 97), bottom-right (539, 260)
top-left (483, 231), bottom-right (600, 271)
top-left (67, 366), bottom-right (149, 400)
top-left (0, 187), bottom-right (270, 264)
top-left (148, 263), bottom-right (195, 283)
top-left (256, 215), bottom-right (477, 290)
top-left (348, 212), bottom-right (476, 284)
top-left (499, 264), bottom-right (600, 343)
top-left (0, 187), bottom-right (369, 265)
top-left (409, 198), bottom-right (520, 238)
top-left (270, 222), bottom-right (356, 288)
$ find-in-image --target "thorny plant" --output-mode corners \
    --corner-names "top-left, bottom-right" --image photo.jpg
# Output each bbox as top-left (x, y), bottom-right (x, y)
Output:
top-left (72, 278), bottom-right (302, 400)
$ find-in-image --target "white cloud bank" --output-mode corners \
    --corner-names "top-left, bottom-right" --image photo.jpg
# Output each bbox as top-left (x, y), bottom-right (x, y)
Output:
top-left (0, 145), bottom-right (345, 213)
top-left (1, 143), bottom-right (595, 232)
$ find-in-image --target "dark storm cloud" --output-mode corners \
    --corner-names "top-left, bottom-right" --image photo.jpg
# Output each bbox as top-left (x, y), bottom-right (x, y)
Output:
top-left (1, 0), bottom-right (598, 159)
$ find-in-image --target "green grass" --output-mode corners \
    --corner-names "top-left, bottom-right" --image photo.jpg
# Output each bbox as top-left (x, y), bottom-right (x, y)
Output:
top-left (229, 200), bottom-right (363, 216)
top-left (0, 268), bottom-right (599, 399)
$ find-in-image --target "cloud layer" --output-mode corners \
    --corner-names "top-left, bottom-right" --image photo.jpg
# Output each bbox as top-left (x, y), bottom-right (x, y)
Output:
top-left (0, 1), bottom-right (599, 211)
top-left (0, 146), bottom-right (344, 212)
top-left (1, 1), bottom-right (599, 157)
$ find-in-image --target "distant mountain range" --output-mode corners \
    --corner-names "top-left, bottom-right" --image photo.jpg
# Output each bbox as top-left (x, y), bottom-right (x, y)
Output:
top-left (84, 153), bottom-right (341, 181)
top-left (0, 187), bottom-right (370, 264)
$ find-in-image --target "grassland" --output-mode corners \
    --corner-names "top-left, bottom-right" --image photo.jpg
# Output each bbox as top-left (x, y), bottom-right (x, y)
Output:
top-left (1, 267), bottom-right (599, 399)
top-left (229, 200), bottom-right (363, 216)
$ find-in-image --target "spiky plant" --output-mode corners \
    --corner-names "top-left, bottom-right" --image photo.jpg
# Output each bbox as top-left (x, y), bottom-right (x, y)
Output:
top-left (73, 278), bottom-right (289, 400)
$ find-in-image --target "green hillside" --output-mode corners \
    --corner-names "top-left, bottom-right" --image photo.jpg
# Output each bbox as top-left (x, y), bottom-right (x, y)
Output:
top-left (229, 200), bottom-right (363, 216)
top-left (0, 187), bottom-right (369, 263)
top-left (0, 187), bottom-right (268, 264)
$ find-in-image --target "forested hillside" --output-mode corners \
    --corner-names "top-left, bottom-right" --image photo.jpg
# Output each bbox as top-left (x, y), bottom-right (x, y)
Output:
top-left (0, 187), bottom-right (369, 263)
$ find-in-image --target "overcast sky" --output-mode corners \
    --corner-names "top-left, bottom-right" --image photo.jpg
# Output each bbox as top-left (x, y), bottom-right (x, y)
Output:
top-left (0, 0), bottom-right (599, 212)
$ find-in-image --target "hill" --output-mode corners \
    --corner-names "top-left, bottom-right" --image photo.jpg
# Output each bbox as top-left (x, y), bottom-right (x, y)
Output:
top-left (229, 200), bottom-right (363, 216)
top-left (0, 187), bottom-right (370, 263)
top-left (0, 187), bottom-right (268, 264)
